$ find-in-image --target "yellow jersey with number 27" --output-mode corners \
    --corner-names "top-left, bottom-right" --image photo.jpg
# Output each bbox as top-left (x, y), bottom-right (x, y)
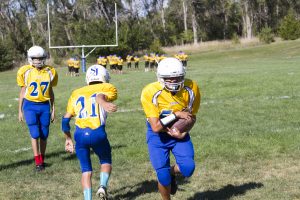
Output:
top-left (17, 65), bottom-right (58, 102)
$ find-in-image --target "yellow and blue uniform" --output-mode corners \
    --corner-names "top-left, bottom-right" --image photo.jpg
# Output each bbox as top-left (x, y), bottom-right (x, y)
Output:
top-left (126, 55), bottom-right (132, 68)
top-left (143, 54), bottom-right (149, 69)
top-left (66, 83), bottom-right (117, 172)
top-left (141, 79), bottom-right (200, 186)
top-left (17, 65), bottom-right (58, 139)
top-left (73, 59), bottom-right (80, 74)
top-left (97, 57), bottom-right (107, 68)
top-left (133, 56), bottom-right (139, 68)
top-left (67, 58), bottom-right (74, 73)
top-left (176, 52), bottom-right (188, 67)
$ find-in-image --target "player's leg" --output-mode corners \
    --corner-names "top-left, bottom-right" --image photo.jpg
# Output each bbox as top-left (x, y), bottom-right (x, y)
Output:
top-left (171, 135), bottom-right (195, 178)
top-left (23, 100), bottom-right (44, 170)
top-left (91, 126), bottom-right (111, 199)
top-left (147, 132), bottom-right (174, 200)
top-left (74, 128), bottom-right (93, 200)
top-left (38, 103), bottom-right (51, 167)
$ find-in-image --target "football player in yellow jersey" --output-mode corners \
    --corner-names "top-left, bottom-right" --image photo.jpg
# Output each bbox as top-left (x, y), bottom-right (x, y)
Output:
top-left (178, 51), bottom-right (188, 68)
top-left (67, 57), bottom-right (74, 76)
top-left (143, 54), bottom-right (149, 72)
top-left (116, 56), bottom-right (123, 74)
top-left (148, 53), bottom-right (156, 71)
top-left (141, 58), bottom-right (200, 200)
top-left (61, 65), bottom-right (117, 200)
top-left (73, 57), bottom-right (80, 77)
top-left (97, 56), bottom-right (102, 65)
top-left (126, 54), bottom-right (133, 69)
top-left (101, 56), bottom-right (108, 68)
top-left (133, 55), bottom-right (140, 69)
top-left (17, 46), bottom-right (58, 172)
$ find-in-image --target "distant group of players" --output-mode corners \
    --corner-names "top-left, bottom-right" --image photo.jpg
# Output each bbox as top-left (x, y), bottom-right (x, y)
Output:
top-left (96, 51), bottom-right (188, 74)
top-left (66, 57), bottom-right (80, 76)
top-left (66, 51), bottom-right (188, 76)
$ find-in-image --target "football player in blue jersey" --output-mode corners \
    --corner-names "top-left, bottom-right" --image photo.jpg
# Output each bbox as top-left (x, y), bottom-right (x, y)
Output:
top-left (17, 45), bottom-right (58, 172)
top-left (61, 64), bottom-right (117, 200)
top-left (141, 58), bottom-right (201, 200)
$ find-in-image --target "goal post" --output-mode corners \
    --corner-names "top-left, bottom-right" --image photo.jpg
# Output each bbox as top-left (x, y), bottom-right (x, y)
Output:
top-left (47, 2), bottom-right (118, 72)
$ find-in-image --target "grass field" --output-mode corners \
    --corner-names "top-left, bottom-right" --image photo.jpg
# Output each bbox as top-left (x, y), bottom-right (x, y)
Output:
top-left (0, 40), bottom-right (300, 200)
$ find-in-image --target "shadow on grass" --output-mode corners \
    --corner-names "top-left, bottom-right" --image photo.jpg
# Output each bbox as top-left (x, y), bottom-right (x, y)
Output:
top-left (0, 150), bottom-right (66, 171)
top-left (0, 144), bottom-right (127, 171)
top-left (112, 180), bottom-right (157, 199)
top-left (112, 176), bottom-right (190, 199)
top-left (187, 182), bottom-right (264, 200)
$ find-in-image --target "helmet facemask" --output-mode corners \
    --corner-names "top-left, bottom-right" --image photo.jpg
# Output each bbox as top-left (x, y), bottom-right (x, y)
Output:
top-left (27, 46), bottom-right (47, 69)
top-left (159, 76), bottom-right (184, 92)
top-left (29, 57), bottom-right (46, 68)
top-left (157, 57), bottom-right (185, 93)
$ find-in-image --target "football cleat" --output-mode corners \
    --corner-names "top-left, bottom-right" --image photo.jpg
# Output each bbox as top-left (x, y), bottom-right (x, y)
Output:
top-left (170, 175), bottom-right (178, 195)
top-left (35, 164), bottom-right (45, 172)
top-left (96, 186), bottom-right (108, 200)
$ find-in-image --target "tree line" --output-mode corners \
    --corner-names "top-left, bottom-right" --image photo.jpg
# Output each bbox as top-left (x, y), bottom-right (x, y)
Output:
top-left (0, 0), bottom-right (300, 71)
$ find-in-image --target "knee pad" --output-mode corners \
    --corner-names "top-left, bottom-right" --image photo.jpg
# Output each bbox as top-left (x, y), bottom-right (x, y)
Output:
top-left (179, 159), bottom-right (195, 177)
top-left (28, 125), bottom-right (40, 139)
top-left (40, 126), bottom-right (49, 140)
top-left (156, 168), bottom-right (171, 186)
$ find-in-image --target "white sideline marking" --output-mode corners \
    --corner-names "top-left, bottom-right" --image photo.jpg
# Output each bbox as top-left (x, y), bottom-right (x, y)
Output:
top-left (5, 147), bottom-right (31, 153)
top-left (117, 108), bottom-right (143, 113)
top-left (13, 147), bottom-right (31, 153)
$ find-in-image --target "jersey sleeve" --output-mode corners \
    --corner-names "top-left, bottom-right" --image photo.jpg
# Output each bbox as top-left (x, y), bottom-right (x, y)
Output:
top-left (98, 83), bottom-right (118, 102)
top-left (16, 65), bottom-right (30, 87)
top-left (66, 94), bottom-right (75, 116)
top-left (191, 81), bottom-right (201, 115)
top-left (51, 69), bottom-right (58, 87)
top-left (51, 68), bottom-right (58, 87)
top-left (140, 86), bottom-right (160, 118)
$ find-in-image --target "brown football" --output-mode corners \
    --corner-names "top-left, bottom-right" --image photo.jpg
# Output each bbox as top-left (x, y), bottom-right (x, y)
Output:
top-left (169, 117), bottom-right (196, 133)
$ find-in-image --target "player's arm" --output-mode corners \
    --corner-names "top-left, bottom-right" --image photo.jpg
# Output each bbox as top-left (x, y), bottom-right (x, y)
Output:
top-left (62, 112), bottom-right (74, 153)
top-left (49, 87), bottom-right (55, 122)
top-left (148, 111), bottom-right (192, 133)
top-left (18, 86), bottom-right (26, 122)
top-left (166, 114), bottom-right (196, 139)
top-left (96, 94), bottom-right (117, 113)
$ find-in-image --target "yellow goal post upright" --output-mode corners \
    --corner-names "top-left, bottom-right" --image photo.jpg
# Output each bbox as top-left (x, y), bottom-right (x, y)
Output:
top-left (47, 2), bottom-right (118, 72)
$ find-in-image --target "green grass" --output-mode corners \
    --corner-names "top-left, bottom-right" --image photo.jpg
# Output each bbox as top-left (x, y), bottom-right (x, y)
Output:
top-left (1, 40), bottom-right (300, 199)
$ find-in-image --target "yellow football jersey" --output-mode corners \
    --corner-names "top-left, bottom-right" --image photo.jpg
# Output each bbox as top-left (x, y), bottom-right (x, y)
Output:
top-left (117, 58), bottom-right (123, 65)
top-left (97, 58), bottom-right (101, 65)
top-left (17, 65), bottom-right (58, 102)
top-left (66, 83), bottom-right (117, 129)
top-left (143, 55), bottom-right (149, 61)
top-left (73, 60), bottom-right (80, 69)
top-left (179, 54), bottom-right (188, 61)
top-left (141, 79), bottom-right (200, 118)
top-left (100, 58), bottom-right (107, 66)
top-left (67, 59), bottom-right (74, 67)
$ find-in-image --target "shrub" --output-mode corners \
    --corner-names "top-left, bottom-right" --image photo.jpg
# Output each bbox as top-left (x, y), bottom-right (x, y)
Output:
top-left (0, 41), bottom-right (14, 72)
top-left (279, 10), bottom-right (300, 40)
top-left (231, 32), bottom-right (240, 44)
top-left (259, 27), bottom-right (275, 44)
top-left (149, 39), bottom-right (165, 54)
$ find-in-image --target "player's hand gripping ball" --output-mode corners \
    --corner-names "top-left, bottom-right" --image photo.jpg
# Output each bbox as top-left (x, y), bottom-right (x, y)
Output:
top-left (169, 117), bottom-right (196, 134)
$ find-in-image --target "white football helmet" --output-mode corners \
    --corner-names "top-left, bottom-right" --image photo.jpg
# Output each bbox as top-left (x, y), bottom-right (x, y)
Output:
top-left (157, 57), bottom-right (185, 92)
top-left (86, 64), bottom-right (110, 84)
top-left (27, 46), bottom-right (47, 68)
